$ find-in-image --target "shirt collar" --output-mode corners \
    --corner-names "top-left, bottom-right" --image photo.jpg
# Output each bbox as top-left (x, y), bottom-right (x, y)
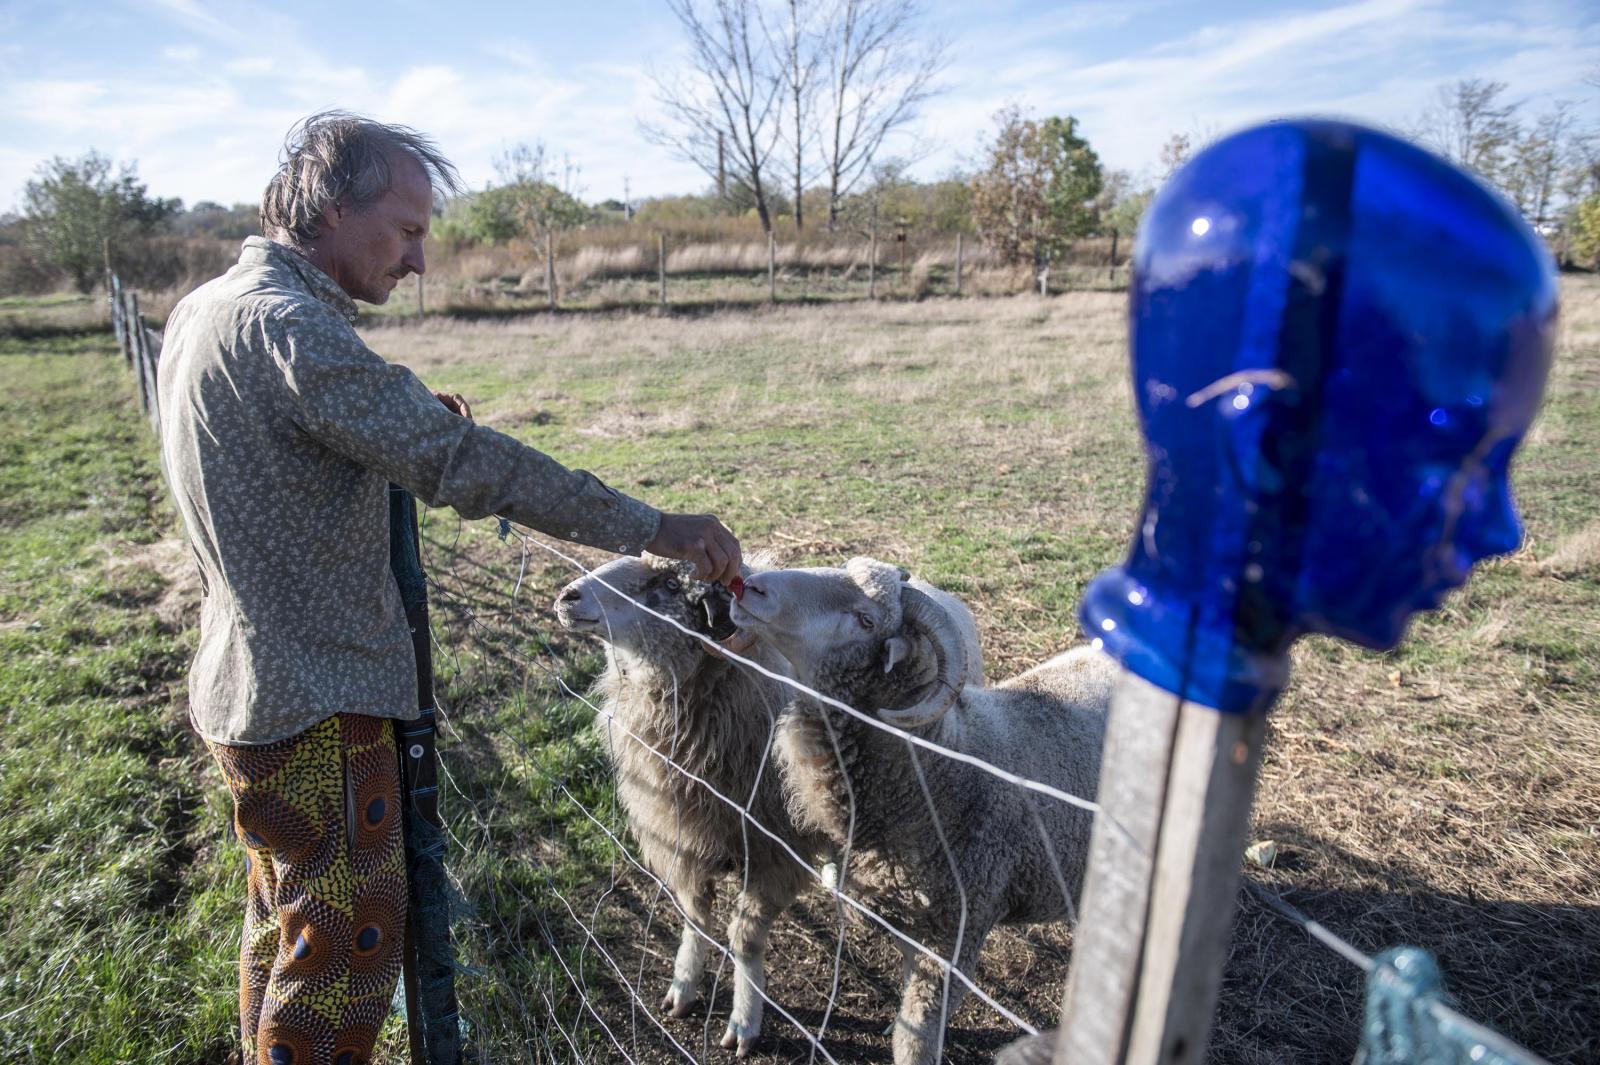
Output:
top-left (240, 236), bottom-right (359, 323)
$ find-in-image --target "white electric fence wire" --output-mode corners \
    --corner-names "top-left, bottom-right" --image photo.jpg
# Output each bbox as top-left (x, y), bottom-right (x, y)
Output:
top-left (512, 526), bottom-right (1135, 846)
top-left (425, 562), bottom-right (1036, 1036)
top-left (1248, 884), bottom-right (1556, 1065)
top-left (412, 514), bottom-right (1094, 1042)
top-left (424, 539), bottom-right (854, 1059)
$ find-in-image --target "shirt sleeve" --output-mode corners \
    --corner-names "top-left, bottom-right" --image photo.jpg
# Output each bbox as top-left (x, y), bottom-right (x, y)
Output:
top-left (265, 304), bottom-right (661, 555)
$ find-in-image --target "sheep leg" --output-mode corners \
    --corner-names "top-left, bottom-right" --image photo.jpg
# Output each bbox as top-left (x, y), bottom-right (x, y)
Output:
top-left (881, 945), bottom-right (916, 1036)
top-left (889, 929), bottom-right (987, 1065)
top-left (719, 886), bottom-right (788, 1058)
top-left (663, 880), bottom-right (715, 1017)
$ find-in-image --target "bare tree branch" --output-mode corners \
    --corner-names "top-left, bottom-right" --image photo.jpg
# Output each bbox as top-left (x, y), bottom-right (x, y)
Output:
top-left (817, 0), bottom-right (947, 229)
top-left (642, 0), bottom-right (787, 231)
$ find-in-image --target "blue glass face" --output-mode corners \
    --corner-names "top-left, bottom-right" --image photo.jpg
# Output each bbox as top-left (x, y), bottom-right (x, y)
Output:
top-left (1082, 120), bottom-right (1557, 713)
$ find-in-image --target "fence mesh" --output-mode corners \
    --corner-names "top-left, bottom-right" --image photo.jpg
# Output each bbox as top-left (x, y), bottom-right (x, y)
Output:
top-left (417, 513), bottom-right (1112, 1063)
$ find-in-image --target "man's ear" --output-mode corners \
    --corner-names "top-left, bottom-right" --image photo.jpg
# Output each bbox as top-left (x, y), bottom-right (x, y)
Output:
top-left (320, 199), bottom-right (345, 233)
top-left (883, 635), bottom-right (912, 674)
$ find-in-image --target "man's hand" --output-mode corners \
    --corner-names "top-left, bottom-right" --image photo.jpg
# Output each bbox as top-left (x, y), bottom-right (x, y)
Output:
top-left (648, 512), bottom-right (742, 586)
top-left (433, 391), bottom-right (472, 421)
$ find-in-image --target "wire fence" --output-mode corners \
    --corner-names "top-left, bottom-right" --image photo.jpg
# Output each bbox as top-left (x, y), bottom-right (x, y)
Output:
top-left (417, 513), bottom-right (1111, 1062)
top-left (98, 263), bottom-right (1567, 1063)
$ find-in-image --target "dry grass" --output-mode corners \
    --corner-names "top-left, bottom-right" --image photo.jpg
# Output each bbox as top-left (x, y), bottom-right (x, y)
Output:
top-left (356, 275), bottom-right (1599, 1062)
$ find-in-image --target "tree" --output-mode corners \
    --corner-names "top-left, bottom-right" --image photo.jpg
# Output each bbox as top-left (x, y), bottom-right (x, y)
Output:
top-left (970, 108), bottom-right (1103, 275)
top-left (815, 0), bottom-right (945, 229)
top-left (1157, 133), bottom-right (1193, 182)
top-left (22, 152), bottom-right (178, 292)
top-left (1417, 78), bottom-right (1519, 184)
top-left (1570, 193), bottom-right (1600, 268)
top-left (645, 0), bottom-right (785, 232)
top-left (769, 0), bottom-right (825, 230)
top-left (1501, 103), bottom-right (1576, 230)
top-left (491, 142), bottom-right (590, 239)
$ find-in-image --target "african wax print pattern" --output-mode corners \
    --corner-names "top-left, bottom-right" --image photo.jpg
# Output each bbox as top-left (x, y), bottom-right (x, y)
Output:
top-left (208, 713), bottom-right (406, 1065)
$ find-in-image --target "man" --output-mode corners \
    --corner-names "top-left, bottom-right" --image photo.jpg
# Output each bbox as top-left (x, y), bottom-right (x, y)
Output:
top-left (157, 111), bottom-right (741, 1064)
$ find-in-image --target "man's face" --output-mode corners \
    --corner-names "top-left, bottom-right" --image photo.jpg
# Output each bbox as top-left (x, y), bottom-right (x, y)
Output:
top-left (317, 154), bottom-right (432, 304)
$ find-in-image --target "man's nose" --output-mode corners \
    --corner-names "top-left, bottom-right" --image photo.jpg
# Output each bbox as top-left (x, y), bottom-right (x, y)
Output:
top-left (405, 243), bottom-right (426, 276)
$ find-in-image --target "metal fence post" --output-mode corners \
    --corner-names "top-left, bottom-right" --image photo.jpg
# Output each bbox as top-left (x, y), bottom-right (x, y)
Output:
top-left (389, 486), bottom-right (462, 1065)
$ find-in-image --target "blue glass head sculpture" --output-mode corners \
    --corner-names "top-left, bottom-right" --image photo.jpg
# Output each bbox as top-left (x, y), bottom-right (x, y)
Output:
top-left (1081, 120), bottom-right (1557, 714)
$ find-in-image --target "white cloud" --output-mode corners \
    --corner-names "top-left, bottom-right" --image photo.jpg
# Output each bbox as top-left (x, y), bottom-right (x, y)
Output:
top-left (919, 0), bottom-right (1599, 185)
top-left (2, 0), bottom-right (1595, 213)
top-left (225, 56), bottom-right (275, 77)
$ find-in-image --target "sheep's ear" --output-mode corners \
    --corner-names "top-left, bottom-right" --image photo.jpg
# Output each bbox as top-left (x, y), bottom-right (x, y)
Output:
top-left (883, 635), bottom-right (913, 674)
top-left (699, 586), bottom-right (739, 642)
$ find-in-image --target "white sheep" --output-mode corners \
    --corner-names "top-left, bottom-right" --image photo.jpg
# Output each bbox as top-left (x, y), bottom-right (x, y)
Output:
top-left (554, 554), bottom-right (823, 1055)
top-left (728, 557), bottom-right (1115, 1065)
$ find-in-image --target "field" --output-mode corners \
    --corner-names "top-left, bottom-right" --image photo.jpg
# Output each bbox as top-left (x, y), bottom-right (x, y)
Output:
top-left (0, 277), bottom-right (1595, 1063)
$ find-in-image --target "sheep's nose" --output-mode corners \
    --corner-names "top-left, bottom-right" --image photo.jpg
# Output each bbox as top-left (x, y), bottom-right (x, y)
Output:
top-left (559, 586), bottom-right (583, 603)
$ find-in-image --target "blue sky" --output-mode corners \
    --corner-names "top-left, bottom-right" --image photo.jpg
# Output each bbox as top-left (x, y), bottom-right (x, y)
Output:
top-left (1, 0), bottom-right (1596, 214)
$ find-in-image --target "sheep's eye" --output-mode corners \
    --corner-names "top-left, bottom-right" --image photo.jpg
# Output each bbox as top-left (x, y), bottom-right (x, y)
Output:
top-left (664, 577), bottom-right (682, 593)
top-left (856, 612), bottom-right (875, 631)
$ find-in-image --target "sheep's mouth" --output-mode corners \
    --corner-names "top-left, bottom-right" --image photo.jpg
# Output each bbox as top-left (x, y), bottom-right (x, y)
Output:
top-left (555, 608), bottom-right (603, 630)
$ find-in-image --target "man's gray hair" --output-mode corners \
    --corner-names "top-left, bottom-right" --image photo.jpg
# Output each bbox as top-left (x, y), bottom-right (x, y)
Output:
top-left (261, 111), bottom-right (464, 246)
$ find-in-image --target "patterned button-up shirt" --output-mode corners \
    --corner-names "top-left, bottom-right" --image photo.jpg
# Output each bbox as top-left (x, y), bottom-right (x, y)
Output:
top-left (158, 237), bottom-right (660, 744)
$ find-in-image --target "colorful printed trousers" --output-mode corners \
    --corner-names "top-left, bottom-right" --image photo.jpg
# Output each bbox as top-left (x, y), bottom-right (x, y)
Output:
top-left (208, 713), bottom-right (407, 1065)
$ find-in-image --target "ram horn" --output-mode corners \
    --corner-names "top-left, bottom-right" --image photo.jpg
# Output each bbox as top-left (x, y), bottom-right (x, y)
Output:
top-left (877, 586), bottom-right (968, 730)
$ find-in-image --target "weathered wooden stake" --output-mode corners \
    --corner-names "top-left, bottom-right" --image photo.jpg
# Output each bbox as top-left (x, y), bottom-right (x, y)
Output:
top-left (1054, 672), bottom-right (1182, 1064)
top-left (954, 233), bottom-right (963, 297)
top-left (1110, 228), bottom-right (1121, 282)
top-left (129, 293), bottom-right (150, 416)
top-left (416, 273), bottom-right (424, 319)
top-left (768, 232), bottom-right (777, 303)
top-left (869, 203), bottom-right (878, 300)
top-left (658, 233), bottom-right (668, 308)
top-left (545, 231), bottom-right (556, 311)
top-left (1126, 706), bottom-right (1265, 1064)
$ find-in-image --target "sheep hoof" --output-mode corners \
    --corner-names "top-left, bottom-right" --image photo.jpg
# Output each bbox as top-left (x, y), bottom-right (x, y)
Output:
top-left (662, 987), bottom-right (701, 1017)
top-left (720, 1026), bottom-right (756, 1057)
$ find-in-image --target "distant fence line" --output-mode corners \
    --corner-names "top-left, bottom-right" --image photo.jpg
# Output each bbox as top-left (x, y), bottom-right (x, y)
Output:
top-left (415, 225), bottom-right (1129, 315)
top-left (108, 269), bottom-right (161, 434)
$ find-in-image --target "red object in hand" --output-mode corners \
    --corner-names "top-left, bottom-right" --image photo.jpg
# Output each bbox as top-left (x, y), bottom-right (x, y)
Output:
top-left (727, 576), bottom-right (745, 601)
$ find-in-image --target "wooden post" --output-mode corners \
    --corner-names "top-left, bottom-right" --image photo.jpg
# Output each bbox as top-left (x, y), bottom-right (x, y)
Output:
top-left (545, 231), bottom-right (556, 311)
top-left (1109, 228), bottom-right (1120, 282)
top-left (869, 203), bottom-right (878, 300)
top-left (658, 233), bottom-right (668, 308)
top-left (1126, 707), bottom-right (1265, 1064)
top-left (129, 293), bottom-right (150, 416)
top-left (111, 275), bottom-right (129, 364)
top-left (1054, 680), bottom-right (1265, 1065)
top-left (1039, 254), bottom-right (1050, 297)
top-left (768, 232), bottom-right (777, 303)
top-left (954, 233), bottom-right (963, 297)
top-left (1054, 673), bottom-right (1182, 1064)
top-left (416, 274), bottom-right (424, 319)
